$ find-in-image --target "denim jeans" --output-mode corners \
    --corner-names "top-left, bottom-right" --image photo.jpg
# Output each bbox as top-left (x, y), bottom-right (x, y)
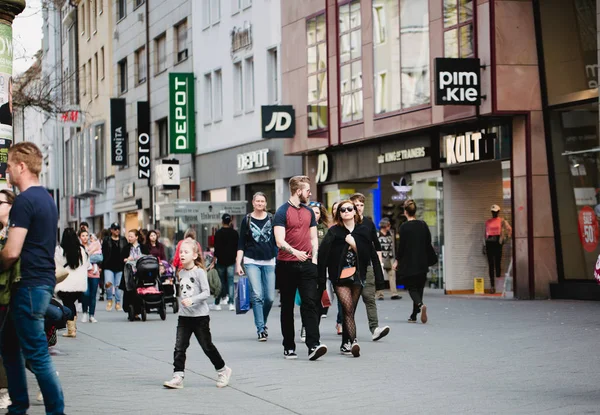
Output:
top-left (173, 316), bottom-right (225, 373)
top-left (245, 263), bottom-right (276, 334)
top-left (104, 269), bottom-right (123, 303)
top-left (82, 277), bottom-right (100, 316)
top-left (45, 303), bottom-right (72, 324)
top-left (0, 285), bottom-right (65, 415)
top-left (215, 263), bottom-right (234, 305)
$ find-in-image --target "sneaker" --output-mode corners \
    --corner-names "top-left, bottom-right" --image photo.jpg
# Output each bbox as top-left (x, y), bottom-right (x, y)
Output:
top-left (106, 300), bottom-right (113, 312)
top-left (407, 317), bottom-right (417, 323)
top-left (36, 389), bottom-right (43, 402)
top-left (0, 388), bottom-right (10, 409)
top-left (336, 323), bottom-right (343, 335)
top-left (377, 297), bottom-right (384, 301)
top-left (283, 349), bottom-right (298, 360)
top-left (421, 305), bottom-right (428, 324)
top-left (115, 303), bottom-right (122, 311)
top-left (216, 366), bottom-right (232, 388)
top-left (351, 340), bottom-right (360, 357)
top-left (339, 341), bottom-right (352, 355)
top-left (372, 326), bottom-right (390, 341)
top-left (257, 332), bottom-right (267, 342)
top-left (89, 316), bottom-right (98, 323)
top-left (300, 326), bottom-right (306, 343)
top-left (80, 312), bottom-right (89, 323)
top-left (321, 314), bottom-right (327, 319)
top-left (210, 304), bottom-right (222, 311)
top-left (264, 326), bottom-right (268, 338)
top-left (98, 295), bottom-right (104, 302)
top-left (308, 344), bottom-right (327, 361)
top-left (391, 295), bottom-right (402, 300)
top-left (229, 304), bottom-right (235, 311)
top-left (164, 373), bottom-right (184, 389)
top-left (223, 295), bottom-right (229, 304)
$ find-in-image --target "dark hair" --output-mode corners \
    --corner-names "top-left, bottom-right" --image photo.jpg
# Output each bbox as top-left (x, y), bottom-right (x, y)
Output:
top-left (334, 200), bottom-right (362, 227)
top-left (0, 189), bottom-right (15, 205)
top-left (310, 202), bottom-right (329, 225)
top-left (61, 228), bottom-right (83, 269)
top-left (404, 199), bottom-right (417, 217)
top-left (350, 193), bottom-right (366, 204)
top-left (128, 229), bottom-right (145, 245)
top-left (184, 228), bottom-right (197, 240)
top-left (80, 221), bottom-right (89, 229)
top-left (147, 229), bottom-right (162, 248)
top-left (77, 228), bottom-right (89, 238)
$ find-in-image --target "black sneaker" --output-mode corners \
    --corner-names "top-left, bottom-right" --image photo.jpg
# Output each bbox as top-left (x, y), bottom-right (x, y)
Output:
top-left (340, 341), bottom-right (352, 355)
top-left (308, 344), bottom-right (327, 361)
top-left (98, 295), bottom-right (104, 302)
top-left (283, 349), bottom-right (298, 360)
top-left (263, 327), bottom-right (268, 338)
top-left (257, 332), bottom-right (267, 342)
top-left (391, 295), bottom-right (402, 300)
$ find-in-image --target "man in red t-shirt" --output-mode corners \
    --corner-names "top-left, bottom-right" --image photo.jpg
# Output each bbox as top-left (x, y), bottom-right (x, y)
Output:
top-left (273, 176), bottom-right (327, 361)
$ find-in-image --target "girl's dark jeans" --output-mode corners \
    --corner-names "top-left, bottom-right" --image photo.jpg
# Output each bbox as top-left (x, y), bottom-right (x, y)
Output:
top-left (173, 316), bottom-right (225, 373)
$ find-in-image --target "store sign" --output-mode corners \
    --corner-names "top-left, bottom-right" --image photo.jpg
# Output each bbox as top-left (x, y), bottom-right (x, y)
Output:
top-left (59, 109), bottom-right (84, 127)
top-left (378, 147), bottom-right (428, 164)
top-left (169, 73), bottom-right (196, 154)
top-left (578, 206), bottom-right (598, 253)
top-left (391, 177), bottom-right (412, 201)
top-left (237, 148), bottom-right (270, 174)
top-left (110, 98), bottom-right (127, 166)
top-left (137, 101), bottom-right (151, 180)
top-left (315, 153), bottom-right (331, 183)
top-left (443, 132), bottom-right (495, 166)
top-left (161, 201), bottom-right (248, 224)
top-left (574, 188), bottom-right (596, 206)
top-left (261, 105), bottom-right (295, 138)
top-left (434, 58), bottom-right (481, 105)
top-left (156, 160), bottom-right (181, 190)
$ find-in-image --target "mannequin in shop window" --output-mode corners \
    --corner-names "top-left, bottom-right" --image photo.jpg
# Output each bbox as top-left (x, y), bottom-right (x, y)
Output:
top-left (484, 205), bottom-right (512, 294)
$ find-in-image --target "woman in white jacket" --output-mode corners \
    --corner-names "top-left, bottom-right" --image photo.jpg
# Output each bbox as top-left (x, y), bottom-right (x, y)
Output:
top-left (55, 228), bottom-right (89, 338)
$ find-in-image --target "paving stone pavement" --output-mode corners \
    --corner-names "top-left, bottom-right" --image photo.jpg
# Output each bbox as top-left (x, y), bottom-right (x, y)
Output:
top-left (15, 290), bottom-right (600, 415)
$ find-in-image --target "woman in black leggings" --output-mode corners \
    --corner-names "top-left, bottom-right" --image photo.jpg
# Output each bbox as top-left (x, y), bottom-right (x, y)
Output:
top-left (318, 199), bottom-right (385, 357)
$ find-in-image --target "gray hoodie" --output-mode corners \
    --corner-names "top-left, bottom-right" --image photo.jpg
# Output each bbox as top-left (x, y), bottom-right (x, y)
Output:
top-left (178, 267), bottom-right (210, 317)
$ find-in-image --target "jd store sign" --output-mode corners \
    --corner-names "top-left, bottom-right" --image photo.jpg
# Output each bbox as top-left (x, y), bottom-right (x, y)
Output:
top-left (261, 105), bottom-right (295, 139)
top-left (442, 131), bottom-right (496, 166)
top-left (434, 58), bottom-right (481, 106)
top-left (169, 73), bottom-right (196, 154)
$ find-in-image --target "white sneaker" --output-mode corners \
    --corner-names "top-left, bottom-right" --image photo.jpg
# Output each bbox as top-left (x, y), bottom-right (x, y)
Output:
top-left (36, 389), bottom-right (43, 402)
top-left (164, 373), bottom-right (184, 389)
top-left (228, 304), bottom-right (235, 311)
top-left (80, 313), bottom-right (89, 323)
top-left (216, 366), bottom-right (232, 388)
top-left (210, 304), bottom-right (222, 311)
top-left (89, 316), bottom-right (98, 323)
top-left (0, 388), bottom-right (10, 409)
top-left (372, 326), bottom-right (390, 341)
top-left (223, 295), bottom-right (229, 304)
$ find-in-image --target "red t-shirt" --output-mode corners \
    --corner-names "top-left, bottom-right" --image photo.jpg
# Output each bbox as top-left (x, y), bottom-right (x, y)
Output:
top-left (273, 202), bottom-right (317, 261)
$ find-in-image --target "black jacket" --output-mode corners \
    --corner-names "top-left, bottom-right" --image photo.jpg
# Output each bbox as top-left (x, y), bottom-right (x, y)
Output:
top-left (101, 236), bottom-right (129, 271)
top-left (317, 224), bottom-right (385, 289)
top-left (397, 220), bottom-right (433, 279)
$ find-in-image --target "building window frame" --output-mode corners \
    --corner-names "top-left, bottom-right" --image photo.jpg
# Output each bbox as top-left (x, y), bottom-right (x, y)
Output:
top-left (267, 46), bottom-right (279, 104)
top-left (135, 46), bottom-right (147, 85)
top-left (443, 0), bottom-right (474, 58)
top-left (338, 0), bottom-right (363, 125)
top-left (233, 60), bottom-right (244, 115)
top-left (307, 12), bottom-right (328, 133)
top-left (118, 58), bottom-right (128, 94)
top-left (117, 0), bottom-right (126, 21)
top-left (204, 71), bottom-right (213, 125)
top-left (157, 117), bottom-right (169, 158)
top-left (244, 55), bottom-right (255, 112)
top-left (175, 19), bottom-right (189, 63)
top-left (213, 68), bottom-right (223, 122)
top-left (134, 0), bottom-right (145, 11)
top-left (155, 32), bottom-right (167, 75)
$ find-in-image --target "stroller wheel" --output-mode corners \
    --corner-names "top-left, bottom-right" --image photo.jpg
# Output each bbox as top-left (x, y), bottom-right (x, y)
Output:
top-left (141, 306), bottom-right (147, 322)
top-left (172, 301), bottom-right (179, 314)
top-left (128, 305), bottom-right (135, 322)
top-left (159, 301), bottom-right (166, 321)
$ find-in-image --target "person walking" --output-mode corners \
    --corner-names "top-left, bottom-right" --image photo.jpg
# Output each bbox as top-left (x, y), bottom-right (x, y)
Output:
top-left (172, 228), bottom-right (202, 271)
top-left (97, 229), bottom-right (109, 301)
top-left (163, 240), bottom-right (232, 389)
top-left (210, 214), bottom-right (238, 311)
top-left (0, 142), bottom-right (65, 414)
top-left (318, 200), bottom-right (385, 357)
top-left (274, 176), bottom-right (327, 361)
top-left (0, 189), bottom-right (15, 410)
top-left (349, 193), bottom-right (390, 341)
top-left (146, 230), bottom-right (167, 262)
top-left (79, 229), bottom-right (102, 323)
top-left (377, 218), bottom-right (401, 300)
top-left (101, 223), bottom-right (128, 312)
top-left (55, 228), bottom-right (89, 338)
top-left (124, 229), bottom-right (149, 263)
top-left (397, 199), bottom-right (434, 323)
top-left (484, 204), bottom-right (512, 294)
top-left (235, 192), bottom-right (277, 341)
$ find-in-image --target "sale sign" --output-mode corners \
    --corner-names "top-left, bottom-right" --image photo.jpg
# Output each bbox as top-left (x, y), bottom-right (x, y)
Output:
top-left (578, 206), bottom-right (599, 252)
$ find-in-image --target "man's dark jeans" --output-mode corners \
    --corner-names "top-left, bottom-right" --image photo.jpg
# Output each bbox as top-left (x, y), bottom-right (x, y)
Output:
top-left (0, 285), bottom-right (65, 415)
top-left (277, 260), bottom-right (321, 351)
top-left (173, 316), bottom-right (225, 373)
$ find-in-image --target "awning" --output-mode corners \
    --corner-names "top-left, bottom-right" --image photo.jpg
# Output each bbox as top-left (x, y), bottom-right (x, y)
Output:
top-left (112, 200), bottom-right (139, 213)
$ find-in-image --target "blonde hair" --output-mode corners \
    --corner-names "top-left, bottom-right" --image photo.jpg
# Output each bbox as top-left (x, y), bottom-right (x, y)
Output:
top-left (8, 142), bottom-right (43, 176)
top-left (181, 239), bottom-right (206, 270)
top-left (289, 175), bottom-right (310, 194)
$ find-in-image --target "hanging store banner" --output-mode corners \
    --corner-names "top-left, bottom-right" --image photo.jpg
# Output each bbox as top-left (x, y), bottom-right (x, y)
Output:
top-left (169, 73), bottom-right (196, 154)
top-left (137, 101), bottom-right (151, 180)
top-left (261, 105), bottom-right (296, 138)
top-left (434, 58), bottom-right (481, 106)
top-left (110, 98), bottom-right (127, 166)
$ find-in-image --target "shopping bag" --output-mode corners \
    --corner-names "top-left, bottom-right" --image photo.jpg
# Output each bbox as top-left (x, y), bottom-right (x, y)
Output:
top-left (235, 276), bottom-right (250, 315)
top-left (321, 289), bottom-right (332, 308)
top-left (294, 289), bottom-right (301, 306)
top-left (594, 254), bottom-right (600, 284)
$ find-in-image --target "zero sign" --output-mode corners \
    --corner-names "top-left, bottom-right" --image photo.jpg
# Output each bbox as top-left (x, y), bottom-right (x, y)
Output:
top-left (578, 206), bottom-right (599, 253)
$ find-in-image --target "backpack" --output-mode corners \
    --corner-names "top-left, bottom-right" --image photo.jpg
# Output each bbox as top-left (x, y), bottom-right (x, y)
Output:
top-left (207, 268), bottom-right (222, 297)
top-left (245, 212), bottom-right (274, 244)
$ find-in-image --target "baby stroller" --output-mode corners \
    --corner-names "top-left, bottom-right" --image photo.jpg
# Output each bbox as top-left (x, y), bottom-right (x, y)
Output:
top-left (159, 260), bottom-right (179, 314)
top-left (121, 256), bottom-right (167, 322)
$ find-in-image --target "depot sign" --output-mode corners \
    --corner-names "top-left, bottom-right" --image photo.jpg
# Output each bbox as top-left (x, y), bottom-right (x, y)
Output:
top-left (434, 58), bottom-right (481, 106)
top-left (169, 73), bottom-right (196, 154)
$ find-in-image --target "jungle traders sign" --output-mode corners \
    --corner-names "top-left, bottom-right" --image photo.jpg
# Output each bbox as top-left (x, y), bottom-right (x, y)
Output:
top-left (110, 98), bottom-right (127, 166)
top-left (137, 101), bottom-right (151, 180)
top-left (169, 73), bottom-right (196, 154)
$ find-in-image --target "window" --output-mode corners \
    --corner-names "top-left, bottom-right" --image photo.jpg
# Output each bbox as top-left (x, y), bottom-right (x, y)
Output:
top-left (135, 46), bottom-right (146, 84)
top-left (134, 0), bottom-right (145, 9)
top-left (231, 0), bottom-right (241, 14)
top-left (204, 72), bottom-right (213, 124)
top-left (87, 58), bottom-right (92, 98)
top-left (202, 0), bottom-right (210, 28)
top-left (443, 0), bottom-right (473, 58)
top-left (242, 0), bottom-right (252, 9)
top-left (175, 20), bottom-right (188, 62)
top-left (233, 61), bottom-right (243, 114)
top-left (91, 0), bottom-right (97, 33)
top-left (339, 0), bottom-right (362, 123)
top-left (98, 0), bottom-right (103, 14)
top-left (157, 118), bottom-right (168, 157)
top-left (244, 56), bottom-right (254, 111)
top-left (307, 13), bottom-right (327, 131)
top-left (100, 47), bottom-right (105, 79)
top-left (117, 0), bottom-right (126, 20)
top-left (211, 0), bottom-right (221, 24)
top-left (267, 47), bottom-right (279, 104)
top-left (155, 33), bottom-right (167, 74)
top-left (81, 63), bottom-right (87, 96)
top-left (118, 58), bottom-right (127, 94)
top-left (214, 69), bottom-right (223, 121)
top-left (373, 0), bottom-right (430, 113)
top-left (81, 3), bottom-right (86, 35)
top-left (94, 53), bottom-right (99, 96)
top-left (94, 123), bottom-right (105, 188)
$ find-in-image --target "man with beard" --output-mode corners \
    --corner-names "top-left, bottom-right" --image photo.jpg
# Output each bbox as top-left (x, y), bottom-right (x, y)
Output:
top-left (273, 176), bottom-right (327, 361)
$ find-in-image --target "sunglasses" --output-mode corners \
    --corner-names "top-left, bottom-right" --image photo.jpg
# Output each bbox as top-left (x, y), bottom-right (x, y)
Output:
top-left (339, 206), bottom-right (354, 213)
top-left (309, 202), bottom-right (322, 207)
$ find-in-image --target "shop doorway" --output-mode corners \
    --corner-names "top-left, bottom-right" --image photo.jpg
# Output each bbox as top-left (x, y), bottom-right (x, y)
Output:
top-left (125, 212), bottom-right (139, 232)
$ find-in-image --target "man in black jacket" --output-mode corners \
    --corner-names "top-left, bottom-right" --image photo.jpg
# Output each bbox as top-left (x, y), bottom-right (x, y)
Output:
top-left (101, 223), bottom-right (128, 312)
top-left (210, 214), bottom-right (239, 311)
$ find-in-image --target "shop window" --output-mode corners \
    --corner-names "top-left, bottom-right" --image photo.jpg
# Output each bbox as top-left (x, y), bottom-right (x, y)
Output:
top-left (443, 0), bottom-right (473, 58)
top-left (307, 13), bottom-right (328, 131)
top-left (339, 0), bottom-right (363, 123)
top-left (155, 33), bottom-right (167, 74)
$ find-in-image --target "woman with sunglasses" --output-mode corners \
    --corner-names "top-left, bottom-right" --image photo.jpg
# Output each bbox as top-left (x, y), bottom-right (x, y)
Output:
top-left (317, 200), bottom-right (384, 357)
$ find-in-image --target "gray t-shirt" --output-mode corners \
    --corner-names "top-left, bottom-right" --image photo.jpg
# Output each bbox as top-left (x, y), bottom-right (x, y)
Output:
top-left (178, 267), bottom-right (210, 317)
